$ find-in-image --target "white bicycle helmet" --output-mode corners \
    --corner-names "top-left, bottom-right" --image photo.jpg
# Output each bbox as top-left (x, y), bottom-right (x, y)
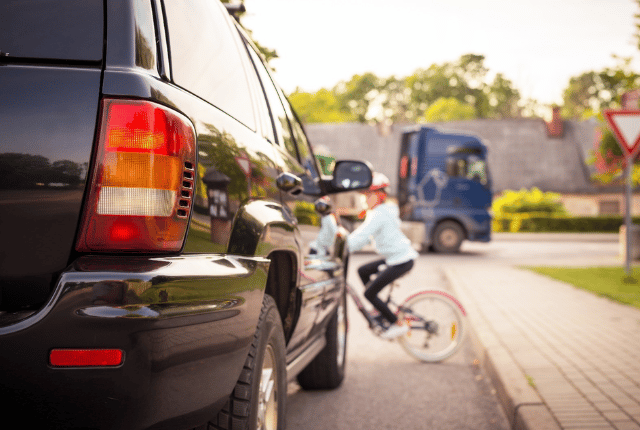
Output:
top-left (369, 172), bottom-right (390, 192)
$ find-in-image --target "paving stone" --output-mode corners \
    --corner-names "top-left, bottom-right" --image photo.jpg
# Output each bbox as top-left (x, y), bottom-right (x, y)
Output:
top-left (612, 421), bottom-right (640, 430)
top-left (603, 411), bottom-right (633, 421)
top-left (444, 265), bottom-right (640, 430)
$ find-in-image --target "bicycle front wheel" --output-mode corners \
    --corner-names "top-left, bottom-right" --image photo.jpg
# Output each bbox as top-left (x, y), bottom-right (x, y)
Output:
top-left (397, 291), bottom-right (466, 362)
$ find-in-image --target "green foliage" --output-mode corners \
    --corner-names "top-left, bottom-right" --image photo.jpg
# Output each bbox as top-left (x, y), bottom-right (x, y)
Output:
top-left (419, 97), bottom-right (476, 122)
top-left (407, 54), bottom-right (490, 119)
top-left (335, 73), bottom-right (382, 122)
top-left (587, 112), bottom-right (640, 187)
top-left (293, 201), bottom-right (320, 226)
top-left (287, 54), bottom-right (522, 124)
top-left (492, 187), bottom-right (567, 217)
top-left (561, 56), bottom-right (640, 120)
top-left (492, 214), bottom-right (640, 233)
top-left (289, 89), bottom-right (355, 123)
top-left (485, 73), bottom-right (521, 119)
top-left (332, 73), bottom-right (408, 123)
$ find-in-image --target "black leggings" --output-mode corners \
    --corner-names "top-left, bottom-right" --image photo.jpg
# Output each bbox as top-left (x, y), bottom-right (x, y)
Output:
top-left (358, 258), bottom-right (414, 324)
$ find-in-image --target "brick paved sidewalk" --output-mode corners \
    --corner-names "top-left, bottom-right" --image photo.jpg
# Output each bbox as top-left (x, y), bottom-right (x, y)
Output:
top-left (444, 264), bottom-right (640, 430)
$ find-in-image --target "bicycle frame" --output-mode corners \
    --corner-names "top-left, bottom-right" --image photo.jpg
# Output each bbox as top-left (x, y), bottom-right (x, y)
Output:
top-left (346, 282), bottom-right (441, 334)
top-left (345, 283), bottom-right (380, 329)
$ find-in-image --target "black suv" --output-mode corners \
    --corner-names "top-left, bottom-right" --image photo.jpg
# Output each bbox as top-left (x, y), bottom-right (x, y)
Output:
top-left (0, 1), bottom-right (371, 429)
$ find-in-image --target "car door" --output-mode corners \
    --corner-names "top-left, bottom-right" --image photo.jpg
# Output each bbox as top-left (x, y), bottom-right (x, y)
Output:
top-left (243, 44), bottom-right (335, 352)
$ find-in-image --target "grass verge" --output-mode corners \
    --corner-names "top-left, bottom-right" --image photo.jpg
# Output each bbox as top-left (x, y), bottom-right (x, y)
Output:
top-left (521, 266), bottom-right (640, 311)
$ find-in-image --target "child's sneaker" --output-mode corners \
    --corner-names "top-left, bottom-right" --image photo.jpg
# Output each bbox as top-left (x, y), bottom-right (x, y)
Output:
top-left (380, 321), bottom-right (409, 339)
top-left (372, 314), bottom-right (389, 329)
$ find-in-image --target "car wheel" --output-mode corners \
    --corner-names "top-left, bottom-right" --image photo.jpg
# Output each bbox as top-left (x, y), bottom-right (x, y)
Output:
top-left (297, 291), bottom-right (347, 390)
top-left (210, 295), bottom-right (286, 430)
top-left (432, 221), bottom-right (464, 253)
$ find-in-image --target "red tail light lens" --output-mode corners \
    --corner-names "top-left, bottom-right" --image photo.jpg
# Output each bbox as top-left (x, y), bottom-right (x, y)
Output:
top-left (76, 99), bottom-right (196, 252)
top-left (50, 349), bottom-right (124, 367)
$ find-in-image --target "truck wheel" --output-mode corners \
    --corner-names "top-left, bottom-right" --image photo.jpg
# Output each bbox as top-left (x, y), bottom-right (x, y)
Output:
top-left (296, 291), bottom-right (347, 390)
top-left (433, 221), bottom-right (464, 253)
top-left (211, 295), bottom-right (286, 430)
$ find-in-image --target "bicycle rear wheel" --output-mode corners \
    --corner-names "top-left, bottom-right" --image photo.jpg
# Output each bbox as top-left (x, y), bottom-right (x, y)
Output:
top-left (397, 291), bottom-right (466, 362)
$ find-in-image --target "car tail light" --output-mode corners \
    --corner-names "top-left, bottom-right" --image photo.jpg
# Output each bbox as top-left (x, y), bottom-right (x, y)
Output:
top-left (50, 349), bottom-right (124, 367)
top-left (76, 99), bottom-right (196, 252)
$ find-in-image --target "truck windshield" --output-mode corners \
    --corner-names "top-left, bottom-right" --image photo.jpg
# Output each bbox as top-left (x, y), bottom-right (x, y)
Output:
top-left (446, 154), bottom-right (490, 187)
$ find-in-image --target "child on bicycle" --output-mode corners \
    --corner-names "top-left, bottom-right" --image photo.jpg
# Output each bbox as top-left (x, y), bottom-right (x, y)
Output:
top-left (346, 172), bottom-right (418, 339)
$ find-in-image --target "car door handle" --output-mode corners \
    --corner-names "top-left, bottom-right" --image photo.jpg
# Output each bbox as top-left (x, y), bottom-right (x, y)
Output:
top-left (276, 172), bottom-right (302, 195)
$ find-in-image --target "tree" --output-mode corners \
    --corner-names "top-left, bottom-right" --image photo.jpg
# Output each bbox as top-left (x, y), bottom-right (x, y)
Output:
top-left (289, 89), bottom-right (355, 123)
top-left (485, 73), bottom-right (521, 119)
top-left (561, 56), bottom-right (640, 120)
top-left (287, 54), bottom-right (524, 124)
top-left (419, 97), bottom-right (476, 122)
top-left (406, 54), bottom-right (491, 119)
top-left (333, 73), bottom-right (384, 123)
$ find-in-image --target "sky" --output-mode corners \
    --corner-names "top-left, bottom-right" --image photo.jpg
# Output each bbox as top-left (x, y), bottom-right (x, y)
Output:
top-left (241, 0), bottom-right (640, 108)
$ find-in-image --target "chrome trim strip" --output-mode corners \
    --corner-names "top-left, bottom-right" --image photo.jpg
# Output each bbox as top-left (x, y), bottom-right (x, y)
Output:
top-left (286, 335), bottom-right (326, 382)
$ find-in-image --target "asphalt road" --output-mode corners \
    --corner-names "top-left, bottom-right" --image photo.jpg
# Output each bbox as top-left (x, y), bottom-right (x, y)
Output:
top-left (285, 234), bottom-right (622, 429)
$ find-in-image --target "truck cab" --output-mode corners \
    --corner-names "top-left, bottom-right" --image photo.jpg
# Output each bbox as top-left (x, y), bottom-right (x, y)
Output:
top-left (398, 126), bottom-right (492, 253)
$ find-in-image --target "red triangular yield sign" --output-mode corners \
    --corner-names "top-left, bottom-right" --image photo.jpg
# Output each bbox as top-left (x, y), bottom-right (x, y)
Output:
top-left (604, 109), bottom-right (640, 157)
top-left (234, 156), bottom-right (251, 176)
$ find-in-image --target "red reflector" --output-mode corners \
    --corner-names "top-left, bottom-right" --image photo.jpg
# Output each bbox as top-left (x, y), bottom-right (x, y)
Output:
top-left (49, 349), bottom-right (124, 367)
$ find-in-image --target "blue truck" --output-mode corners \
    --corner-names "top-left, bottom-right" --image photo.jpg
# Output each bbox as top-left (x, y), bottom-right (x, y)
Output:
top-left (398, 126), bottom-right (492, 253)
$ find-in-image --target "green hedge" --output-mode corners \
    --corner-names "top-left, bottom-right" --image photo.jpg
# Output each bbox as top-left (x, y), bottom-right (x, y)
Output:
top-left (293, 201), bottom-right (320, 227)
top-left (493, 214), bottom-right (640, 233)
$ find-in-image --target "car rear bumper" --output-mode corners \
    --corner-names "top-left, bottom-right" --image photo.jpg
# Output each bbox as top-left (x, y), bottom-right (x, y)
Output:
top-left (0, 254), bottom-right (269, 429)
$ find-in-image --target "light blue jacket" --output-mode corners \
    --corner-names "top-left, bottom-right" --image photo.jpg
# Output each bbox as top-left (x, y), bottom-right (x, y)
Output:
top-left (347, 202), bottom-right (418, 266)
top-left (310, 214), bottom-right (339, 256)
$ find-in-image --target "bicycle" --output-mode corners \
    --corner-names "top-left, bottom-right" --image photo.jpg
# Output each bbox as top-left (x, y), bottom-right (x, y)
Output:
top-left (346, 277), bottom-right (467, 362)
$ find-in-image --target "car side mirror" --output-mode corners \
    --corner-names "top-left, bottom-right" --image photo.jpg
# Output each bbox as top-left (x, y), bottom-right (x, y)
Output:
top-left (329, 161), bottom-right (372, 192)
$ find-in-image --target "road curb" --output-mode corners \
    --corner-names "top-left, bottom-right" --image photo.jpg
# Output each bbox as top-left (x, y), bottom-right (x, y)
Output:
top-left (492, 232), bottom-right (618, 242)
top-left (443, 267), bottom-right (561, 430)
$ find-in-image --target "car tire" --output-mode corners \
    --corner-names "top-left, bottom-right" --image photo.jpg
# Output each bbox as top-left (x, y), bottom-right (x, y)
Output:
top-left (432, 220), bottom-right (464, 253)
top-left (296, 291), bottom-right (347, 390)
top-left (210, 295), bottom-right (286, 430)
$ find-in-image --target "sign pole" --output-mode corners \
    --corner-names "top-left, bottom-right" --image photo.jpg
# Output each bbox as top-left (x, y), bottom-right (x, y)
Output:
top-left (625, 155), bottom-right (632, 275)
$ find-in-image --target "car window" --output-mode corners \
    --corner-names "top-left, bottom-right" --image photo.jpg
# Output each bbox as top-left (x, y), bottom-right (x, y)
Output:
top-left (280, 96), bottom-right (320, 182)
top-left (243, 42), bottom-right (277, 145)
top-left (163, 0), bottom-right (256, 130)
top-left (245, 47), bottom-right (298, 157)
top-left (0, 0), bottom-right (103, 61)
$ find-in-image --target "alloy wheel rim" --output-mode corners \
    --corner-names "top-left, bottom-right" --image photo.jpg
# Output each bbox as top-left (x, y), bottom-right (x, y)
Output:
top-left (257, 344), bottom-right (278, 430)
top-left (440, 229), bottom-right (458, 248)
top-left (336, 298), bottom-right (346, 368)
